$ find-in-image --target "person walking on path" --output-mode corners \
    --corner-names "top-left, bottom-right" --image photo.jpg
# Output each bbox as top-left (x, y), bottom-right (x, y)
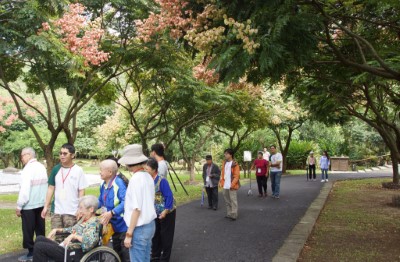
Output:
top-left (202, 155), bottom-right (221, 210)
top-left (151, 143), bottom-right (169, 179)
top-left (251, 151), bottom-right (269, 198)
top-left (269, 145), bottom-right (283, 199)
top-left (219, 148), bottom-right (240, 221)
top-left (41, 143), bottom-right (88, 242)
top-left (16, 147), bottom-right (48, 262)
top-left (98, 159), bottom-right (130, 262)
top-left (320, 151), bottom-right (330, 182)
top-left (146, 157), bottom-right (176, 262)
top-left (263, 147), bottom-right (270, 162)
top-left (307, 151), bottom-right (317, 181)
top-left (120, 144), bottom-right (157, 262)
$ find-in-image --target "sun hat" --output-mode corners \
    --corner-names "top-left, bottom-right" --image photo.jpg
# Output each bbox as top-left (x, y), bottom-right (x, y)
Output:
top-left (310, 151), bottom-right (314, 154)
top-left (118, 144), bottom-right (148, 166)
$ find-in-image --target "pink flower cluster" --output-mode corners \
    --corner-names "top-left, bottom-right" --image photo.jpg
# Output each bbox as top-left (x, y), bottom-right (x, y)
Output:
top-left (192, 58), bottom-right (219, 86)
top-left (135, 0), bottom-right (192, 42)
top-left (41, 3), bottom-right (110, 66)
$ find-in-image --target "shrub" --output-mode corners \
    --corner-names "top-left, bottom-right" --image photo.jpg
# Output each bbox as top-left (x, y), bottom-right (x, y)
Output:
top-left (286, 140), bottom-right (315, 169)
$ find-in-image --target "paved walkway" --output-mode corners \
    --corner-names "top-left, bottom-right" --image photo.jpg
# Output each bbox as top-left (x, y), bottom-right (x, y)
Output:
top-left (0, 170), bottom-right (391, 262)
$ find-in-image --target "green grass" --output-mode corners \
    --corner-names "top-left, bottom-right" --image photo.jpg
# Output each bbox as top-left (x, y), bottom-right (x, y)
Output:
top-left (299, 178), bottom-right (400, 262)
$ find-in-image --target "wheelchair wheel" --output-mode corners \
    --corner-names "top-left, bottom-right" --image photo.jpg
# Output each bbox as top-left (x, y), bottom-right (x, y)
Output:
top-left (80, 246), bottom-right (121, 262)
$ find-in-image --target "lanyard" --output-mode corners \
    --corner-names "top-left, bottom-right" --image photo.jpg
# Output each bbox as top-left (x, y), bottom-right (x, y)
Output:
top-left (61, 165), bottom-right (74, 189)
top-left (103, 175), bottom-right (117, 204)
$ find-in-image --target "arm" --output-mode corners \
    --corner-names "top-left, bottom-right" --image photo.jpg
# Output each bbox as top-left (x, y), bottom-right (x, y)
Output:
top-left (212, 165), bottom-right (221, 180)
top-left (202, 165), bottom-right (207, 185)
top-left (124, 209), bottom-right (140, 248)
top-left (159, 179), bottom-right (174, 219)
top-left (231, 165), bottom-right (240, 188)
top-left (16, 168), bottom-right (31, 212)
top-left (41, 185), bottom-right (55, 218)
top-left (113, 182), bottom-right (127, 216)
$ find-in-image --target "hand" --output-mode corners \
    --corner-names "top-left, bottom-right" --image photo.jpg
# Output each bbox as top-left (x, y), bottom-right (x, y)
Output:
top-left (100, 211), bottom-right (113, 225)
top-left (62, 233), bottom-right (75, 247)
top-left (47, 228), bottom-right (58, 239)
top-left (16, 209), bottom-right (21, 217)
top-left (41, 207), bottom-right (48, 219)
top-left (124, 236), bottom-right (132, 248)
top-left (159, 210), bottom-right (168, 219)
top-left (76, 210), bottom-right (83, 221)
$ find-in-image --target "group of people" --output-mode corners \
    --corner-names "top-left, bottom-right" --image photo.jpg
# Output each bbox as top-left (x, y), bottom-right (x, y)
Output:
top-left (306, 150), bottom-right (331, 182)
top-left (16, 143), bottom-right (176, 262)
top-left (202, 145), bottom-right (284, 222)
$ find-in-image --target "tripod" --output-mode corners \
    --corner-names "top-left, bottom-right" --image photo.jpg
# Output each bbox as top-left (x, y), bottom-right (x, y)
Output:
top-left (168, 161), bottom-right (189, 196)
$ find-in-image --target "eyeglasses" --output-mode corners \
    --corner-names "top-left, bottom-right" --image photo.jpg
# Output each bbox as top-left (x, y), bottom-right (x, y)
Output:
top-left (59, 152), bottom-right (70, 156)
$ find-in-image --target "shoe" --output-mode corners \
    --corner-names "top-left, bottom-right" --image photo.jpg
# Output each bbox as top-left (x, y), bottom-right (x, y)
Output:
top-left (258, 194), bottom-right (263, 198)
top-left (213, 207), bottom-right (217, 210)
top-left (325, 179), bottom-right (329, 182)
top-left (224, 215), bottom-right (232, 219)
top-left (321, 179), bottom-right (325, 182)
top-left (275, 195), bottom-right (280, 199)
top-left (263, 193), bottom-right (267, 198)
top-left (229, 217), bottom-right (237, 221)
top-left (18, 254), bottom-right (33, 262)
top-left (313, 179), bottom-right (316, 181)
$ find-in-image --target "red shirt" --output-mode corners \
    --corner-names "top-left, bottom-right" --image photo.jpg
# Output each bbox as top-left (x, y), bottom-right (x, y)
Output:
top-left (253, 159), bottom-right (268, 176)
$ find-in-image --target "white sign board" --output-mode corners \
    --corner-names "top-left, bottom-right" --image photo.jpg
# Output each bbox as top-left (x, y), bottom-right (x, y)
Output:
top-left (243, 151), bottom-right (252, 162)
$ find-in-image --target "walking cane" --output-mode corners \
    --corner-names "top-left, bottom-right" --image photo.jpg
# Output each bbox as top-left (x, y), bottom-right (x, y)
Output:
top-left (306, 166), bottom-right (309, 181)
top-left (247, 169), bottom-right (253, 196)
top-left (201, 187), bottom-right (205, 206)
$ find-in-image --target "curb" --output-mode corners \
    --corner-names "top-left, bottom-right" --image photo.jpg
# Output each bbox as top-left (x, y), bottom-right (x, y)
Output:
top-left (272, 182), bottom-right (333, 262)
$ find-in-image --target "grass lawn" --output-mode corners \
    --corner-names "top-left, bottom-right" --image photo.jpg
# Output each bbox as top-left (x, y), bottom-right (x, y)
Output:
top-left (298, 178), bottom-right (400, 262)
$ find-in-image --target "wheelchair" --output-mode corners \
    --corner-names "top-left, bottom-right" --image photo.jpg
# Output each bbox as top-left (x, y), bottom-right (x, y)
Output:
top-left (61, 224), bottom-right (121, 262)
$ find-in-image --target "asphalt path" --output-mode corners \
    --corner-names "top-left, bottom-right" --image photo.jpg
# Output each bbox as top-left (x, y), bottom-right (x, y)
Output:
top-left (0, 170), bottom-right (391, 262)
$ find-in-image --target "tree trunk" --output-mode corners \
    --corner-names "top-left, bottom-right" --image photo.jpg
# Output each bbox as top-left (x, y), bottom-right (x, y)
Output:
top-left (44, 147), bottom-right (55, 176)
top-left (391, 153), bottom-right (399, 184)
top-left (189, 158), bottom-right (196, 182)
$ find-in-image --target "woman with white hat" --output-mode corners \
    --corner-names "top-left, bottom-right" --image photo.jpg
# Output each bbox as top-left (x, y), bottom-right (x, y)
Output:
top-left (119, 144), bottom-right (157, 262)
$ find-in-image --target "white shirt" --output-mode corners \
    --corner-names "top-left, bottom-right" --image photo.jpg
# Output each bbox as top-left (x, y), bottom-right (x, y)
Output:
top-left (270, 153), bottom-right (283, 172)
top-left (17, 159), bottom-right (48, 210)
top-left (54, 165), bottom-right (88, 215)
top-left (223, 161), bottom-right (233, 189)
top-left (263, 151), bottom-right (270, 161)
top-left (124, 171), bottom-right (157, 227)
top-left (158, 160), bottom-right (169, 179)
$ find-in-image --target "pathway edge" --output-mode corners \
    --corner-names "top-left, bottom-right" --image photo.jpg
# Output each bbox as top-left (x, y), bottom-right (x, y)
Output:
top-left (272, 181), bottom-right (333, 262)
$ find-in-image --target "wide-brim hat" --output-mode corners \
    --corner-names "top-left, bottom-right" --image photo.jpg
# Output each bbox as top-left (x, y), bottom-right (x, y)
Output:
top-left (310, 151), bottom-right (314, 154)
top-left (118, 144), bottom-right (148, 166)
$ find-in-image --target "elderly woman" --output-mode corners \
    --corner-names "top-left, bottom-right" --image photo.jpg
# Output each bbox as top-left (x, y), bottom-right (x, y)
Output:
top-left (145, 157), bottom-right (176, 262)
top-left (119, 144), bottom-right (156, 262)
top-left (33, 195), bottom-right (100, 261)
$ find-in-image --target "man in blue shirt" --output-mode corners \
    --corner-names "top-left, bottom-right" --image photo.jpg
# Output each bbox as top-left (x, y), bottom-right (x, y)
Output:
top-left (98, 159), bottom-right (129, 262)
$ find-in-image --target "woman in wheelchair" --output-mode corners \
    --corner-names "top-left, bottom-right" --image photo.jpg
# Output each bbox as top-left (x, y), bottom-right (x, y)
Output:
top-left (33, 195), bottom-right (100, 261)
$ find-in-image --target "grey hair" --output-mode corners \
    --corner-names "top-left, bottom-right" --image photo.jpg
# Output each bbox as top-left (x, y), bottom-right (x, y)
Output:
top-left (79, 195), bottom-right (99, 212)
top-left (22, 147), bottom-right (36, 158)
top-left (100, 159), bottom-right (118, 175)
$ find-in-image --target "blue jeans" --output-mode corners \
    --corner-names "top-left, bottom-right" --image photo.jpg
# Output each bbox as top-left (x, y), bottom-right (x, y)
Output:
top-left (129, 220), bottom-right (156, 262)
top-left (321, 169), bottom-right (328, 180)
top-left (270, 171), bottom-right (282, 197)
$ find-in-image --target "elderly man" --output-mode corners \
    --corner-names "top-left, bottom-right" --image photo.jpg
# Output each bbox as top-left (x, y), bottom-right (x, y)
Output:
top-left (120, 144), bottom-right (156, 262)
top-left (202, 155), bottom-right (221, 210)
top-left (98, 159), bottom-right (129, 262)
top-left (16, 147), bottom-right (48, 262)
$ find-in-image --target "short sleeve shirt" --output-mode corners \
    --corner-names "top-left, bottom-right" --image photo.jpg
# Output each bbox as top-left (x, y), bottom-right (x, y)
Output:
top-left (270, 153), bottom-right (283, 172)
top-left (253, 159), bottom-right (268, 176)
top-left (50, 164), bottom-right (89, 215)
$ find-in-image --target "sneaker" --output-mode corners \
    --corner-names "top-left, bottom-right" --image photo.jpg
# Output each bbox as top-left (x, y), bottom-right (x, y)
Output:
top-left (321, 179), bottom-right (325, 182)
top-left (18, 254), bottom-right (33, 262)
top-left (325, 179), bottom-right (329, 182)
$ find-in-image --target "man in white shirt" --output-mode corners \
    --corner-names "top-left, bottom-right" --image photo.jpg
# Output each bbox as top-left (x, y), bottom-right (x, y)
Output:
top-left (219, 149), bottom-right (241, 221)
top-left (150, 143), bottom-right (169, 179)
top-left (119, 144), bottom-right (156, 262)
top-left (41, 143), bottom-right (88, 242)
top-left (269, 145), bottom-right (283, 199)
top-left (16, 147), bottom-right (48, 262)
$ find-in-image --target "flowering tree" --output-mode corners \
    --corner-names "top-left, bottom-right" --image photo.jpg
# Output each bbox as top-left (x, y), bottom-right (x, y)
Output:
top-left (263, 84), bottom-right (308, 173)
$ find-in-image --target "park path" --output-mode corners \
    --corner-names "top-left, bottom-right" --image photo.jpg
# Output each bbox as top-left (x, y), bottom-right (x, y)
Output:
top-left (0, 170), bottom-right (391, 262)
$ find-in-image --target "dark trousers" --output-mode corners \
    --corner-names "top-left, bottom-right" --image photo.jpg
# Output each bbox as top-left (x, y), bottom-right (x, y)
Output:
top-left (112, 232), bottom-right (130, 262)
top-left (151, 210), bottom-right (176, 262)
top-left (308, 165), bottom-right (316, 179)
top-left (33, 235), bottom-right (84, 262)
top-left (256, 176), bottom-right (267, 195)
top-left (205, 186), bottom-right (218, 209)
top-left (21, 206), bottom-right (45, 250)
